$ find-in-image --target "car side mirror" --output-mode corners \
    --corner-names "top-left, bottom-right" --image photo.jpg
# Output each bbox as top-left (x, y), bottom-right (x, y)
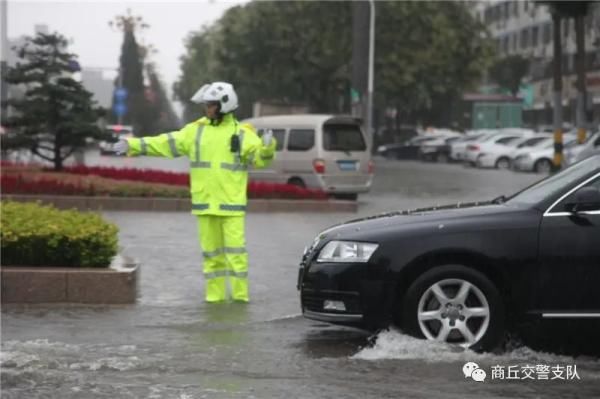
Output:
top-left (565, 186), bottom-right (600, 213)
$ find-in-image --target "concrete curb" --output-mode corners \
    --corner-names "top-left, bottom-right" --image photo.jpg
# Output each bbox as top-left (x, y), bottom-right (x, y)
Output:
top-left (1, 255), bottom-right (139, 304)
top-left (1, 195), bottom-right (358, 212)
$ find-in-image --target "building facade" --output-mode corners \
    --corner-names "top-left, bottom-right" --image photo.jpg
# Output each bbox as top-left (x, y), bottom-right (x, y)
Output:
top-left (473, 0), bottom-right (600, 129)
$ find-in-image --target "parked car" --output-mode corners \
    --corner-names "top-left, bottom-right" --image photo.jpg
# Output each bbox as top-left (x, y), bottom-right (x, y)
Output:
top-left (449, 132), bottom-right (491, 162)
top-left (377, 136), bottom-right (439, 160)
top-left (513, 136), bottom-right (579, 173)
top-left (566, 132), bottom-right (600, 166)
top-left (99, 125), bottom-right (134, 155)
top-left (464, 131), bottom-right (534, 166)
top-left (243, 114), bottom-right (373, 200)
top-left (475, 134), bottom-right (551, 169)
top-left (298, 155), bottom-right (600, 351)
top-left (419, 136), bottom-right (463, 163)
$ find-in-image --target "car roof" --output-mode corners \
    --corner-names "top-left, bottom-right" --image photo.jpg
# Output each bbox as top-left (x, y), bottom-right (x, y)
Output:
top-left (242, 114), bottom-right (359, 127)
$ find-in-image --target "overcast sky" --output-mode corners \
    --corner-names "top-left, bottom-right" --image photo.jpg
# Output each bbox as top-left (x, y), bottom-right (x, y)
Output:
top-left (6, 0), bottom-right (247, 114)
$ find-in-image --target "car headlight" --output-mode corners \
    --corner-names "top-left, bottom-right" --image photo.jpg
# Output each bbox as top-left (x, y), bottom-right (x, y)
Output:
top-left (317, 240), bottom-right (379, 263)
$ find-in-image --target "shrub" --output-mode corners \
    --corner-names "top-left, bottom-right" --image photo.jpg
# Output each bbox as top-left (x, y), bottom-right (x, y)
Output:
top-left (1, 201), bottom-right (119, 267)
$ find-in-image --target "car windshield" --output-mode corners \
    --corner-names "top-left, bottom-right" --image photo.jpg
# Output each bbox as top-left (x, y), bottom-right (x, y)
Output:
top-left (506, 155), bottom-right (600, 206)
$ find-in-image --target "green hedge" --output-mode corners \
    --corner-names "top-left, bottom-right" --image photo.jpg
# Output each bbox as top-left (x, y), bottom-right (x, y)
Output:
top-left (1, 201), bottom-right (119, 267)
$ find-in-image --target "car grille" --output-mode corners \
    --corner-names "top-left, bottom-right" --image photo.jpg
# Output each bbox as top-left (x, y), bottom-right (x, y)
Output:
top-left (301, 290), bottom-right (362, 313)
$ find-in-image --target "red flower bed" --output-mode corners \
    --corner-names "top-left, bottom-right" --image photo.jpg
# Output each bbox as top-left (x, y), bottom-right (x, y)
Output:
top-left (1, 174), bottom-right (97, 196)
top-left (61, 165), bottom-right (190, 186)
top-left (60, 165), bottom-right (327, 199)
top-left (2, 163), bottom-right (328, 200)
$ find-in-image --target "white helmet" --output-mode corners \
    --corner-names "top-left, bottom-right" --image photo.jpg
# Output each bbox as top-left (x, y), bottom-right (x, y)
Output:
top-left (190, 81), bottom-right (238, 113)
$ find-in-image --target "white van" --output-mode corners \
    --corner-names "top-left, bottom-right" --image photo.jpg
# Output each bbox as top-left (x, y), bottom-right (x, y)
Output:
top-left (243, 114), bottom-right (374, 200)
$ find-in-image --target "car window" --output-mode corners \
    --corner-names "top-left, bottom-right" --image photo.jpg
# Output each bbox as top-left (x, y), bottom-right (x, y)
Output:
top-left (258, 128), bottom-right (285, 151)
top-left (445, 137), bottom-right (461, 144)
top-left (495, 136), bottom-right (520, 145)
top-left (323, 124), bottom-right (366, 152)
top-left (517, 137), bottom-right (548, 148)
top-left (287, 129), bottom-right (315, 151)
top-left (506, 156), bottom-right (600, 206)
top-left (549, 175), bottom-right (600, 212)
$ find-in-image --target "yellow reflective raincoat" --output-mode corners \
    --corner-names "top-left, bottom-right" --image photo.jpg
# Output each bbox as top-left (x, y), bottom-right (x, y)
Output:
top-left (126, 113), bottom-right (276, 302)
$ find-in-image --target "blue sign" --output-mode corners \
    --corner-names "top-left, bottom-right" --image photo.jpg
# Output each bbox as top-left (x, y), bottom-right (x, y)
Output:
top-left (113, 102), bottom-right (127, 117)
top-left (114, 87), bottom-right (128, 101)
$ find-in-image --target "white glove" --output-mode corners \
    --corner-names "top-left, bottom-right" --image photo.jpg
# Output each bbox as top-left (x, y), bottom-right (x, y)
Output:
top-left (262, 129), bottom-right (273, 147)
top-left (113, 139), bottom-right (129, 154)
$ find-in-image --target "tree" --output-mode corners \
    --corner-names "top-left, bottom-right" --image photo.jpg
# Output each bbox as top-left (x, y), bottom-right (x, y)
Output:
top-left (174, 1), bottom-right (494, 126)
top-left (2, 32), bottom-right (104, 170)
top-left (488, 55), bottom-right (530, 96)
top-left (146, 63), bottom-right (180, 131)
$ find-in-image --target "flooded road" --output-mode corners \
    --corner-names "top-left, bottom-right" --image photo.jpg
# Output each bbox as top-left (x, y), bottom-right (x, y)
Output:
top-left (2, 159), bottom-right (599, 398)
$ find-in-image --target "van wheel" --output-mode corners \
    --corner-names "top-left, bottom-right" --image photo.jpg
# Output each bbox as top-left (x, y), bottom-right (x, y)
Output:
top-left (400, 265), bottom-right (505, 352)
top-left (287, 177), bottom-right (306, 188)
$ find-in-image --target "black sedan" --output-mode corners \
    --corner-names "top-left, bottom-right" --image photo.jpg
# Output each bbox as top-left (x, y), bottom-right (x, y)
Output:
top-left (298, 155), bottom-right (600, 351)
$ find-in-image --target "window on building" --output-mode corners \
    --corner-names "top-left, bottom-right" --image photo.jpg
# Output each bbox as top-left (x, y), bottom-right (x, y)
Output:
top-left (531, 26), bottom-right (539, 47)
top-left (543, 23), bottom-right (552, 44)
top-left (504, 2), bottom-right (510, 21)
top-left (513, 33), bottom-right (518, 52)
top-left (521, 28), bottom-right (530, 49)
top-left (504, 36), bottom-right (510, 54)
top-left (564, 19), bottom-right (570, 38)
top-left (524, 1), bottom-right (528, 11)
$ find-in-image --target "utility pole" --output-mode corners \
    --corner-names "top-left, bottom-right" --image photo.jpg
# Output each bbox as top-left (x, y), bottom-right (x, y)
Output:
top-left (551, 11), bottom-right (563, 171)
top-left (366, 0), bottom-right (375, 152)
top-left (1, 0), bottom-right (9, 119)
top-left (351, 1), bottom-right (375, 152)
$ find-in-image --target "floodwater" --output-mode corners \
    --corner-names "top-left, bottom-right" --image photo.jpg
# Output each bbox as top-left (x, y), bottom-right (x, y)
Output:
top-left (2, 158), bottom-right (599, 398)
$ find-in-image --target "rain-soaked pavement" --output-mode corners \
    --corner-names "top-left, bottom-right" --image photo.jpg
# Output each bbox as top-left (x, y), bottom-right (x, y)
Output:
top-left (2, 157), bottom-right (600, 398)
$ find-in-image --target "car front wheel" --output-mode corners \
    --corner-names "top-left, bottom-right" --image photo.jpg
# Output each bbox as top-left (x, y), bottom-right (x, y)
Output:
top-left (401, 265), bottom-right (505, 352)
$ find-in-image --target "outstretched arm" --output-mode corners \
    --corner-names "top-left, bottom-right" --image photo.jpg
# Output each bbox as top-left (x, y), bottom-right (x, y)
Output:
top-left (126, 129), bottom-right (190, 158)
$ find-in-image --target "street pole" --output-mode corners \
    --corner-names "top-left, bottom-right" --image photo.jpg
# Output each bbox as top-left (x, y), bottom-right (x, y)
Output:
top-left (1, 0), bottom-right (9, 118)
top-left (551, 12), bottom-right (563, 171)
top-left (366, 0), bottom-right (375, 152)
top-left (575, 14), bottom-right (587, 144)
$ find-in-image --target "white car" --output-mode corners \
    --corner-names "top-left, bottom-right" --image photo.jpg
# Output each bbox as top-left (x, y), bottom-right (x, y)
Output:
top-left (450, 133), bottom-right (488, 161)
top-left (475, 134), bottom-right (551, 169)
top-left (565, 132), bottom-right (600, 165)
top-left (513, 135), bottom-right (578, 173)
top-left (464, 131), bottom-right (535, 165)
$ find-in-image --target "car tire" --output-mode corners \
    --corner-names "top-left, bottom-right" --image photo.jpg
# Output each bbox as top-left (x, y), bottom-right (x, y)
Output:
top-left (400, 265), bottom-right (505, 352)
top-left (534, 159), bottom-right (552, 173)
top-left (333, 193), bottom-right (358, 201)
top-left (495, 157), bottom-right (511, 170)
top-left (475, 155), bottom-right (485, 168)
top-left (287, 177), bottom-right (306, 188)
top-left (436, 153), bottom-right (449, 163)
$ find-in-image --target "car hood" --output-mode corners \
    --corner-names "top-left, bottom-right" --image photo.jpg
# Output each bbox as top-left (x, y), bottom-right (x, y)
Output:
top-left (317, 200), bottom-right (525, 241)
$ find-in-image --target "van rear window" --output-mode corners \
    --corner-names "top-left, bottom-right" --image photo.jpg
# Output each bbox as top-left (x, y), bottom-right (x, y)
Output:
top-left (323, 124), bottom-right (366, 152)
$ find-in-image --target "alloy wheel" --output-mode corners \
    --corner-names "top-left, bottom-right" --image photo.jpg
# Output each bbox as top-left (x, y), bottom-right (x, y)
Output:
top-left (417, 278), bottom-right (490, 347)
